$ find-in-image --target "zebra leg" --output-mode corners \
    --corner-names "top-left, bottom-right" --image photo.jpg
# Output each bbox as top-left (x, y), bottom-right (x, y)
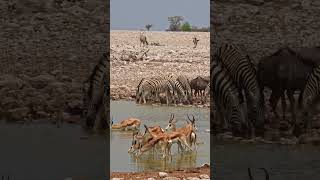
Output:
top-left (298, 89), bottom-right (303, 110)
top-left (269, 90), bottom-right (280, 119)
top-left (281, 90), bottom-right (287, 121)
top-left (287, 90), bottom-right (297, 134)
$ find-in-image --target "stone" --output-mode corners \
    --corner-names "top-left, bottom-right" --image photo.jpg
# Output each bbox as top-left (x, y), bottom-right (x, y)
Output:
top-left (186, 177), bottom-right (201, 180)
top-left (8, 107), bottom-right (29, 121)
top-left (159, 172), bottom-right (168, 178)
top-left (199, 174), bottom-right (210, 179)
top-left (147, 178), bottom-right (156, 180)
top-left (163, 177), bottom-right (180, 180)
top-left (29, 74), bottom-right (56, 89)
top-left (111, 178), bottom-right (124, 180)
top-left (0, 75), bottom-right (25, 90)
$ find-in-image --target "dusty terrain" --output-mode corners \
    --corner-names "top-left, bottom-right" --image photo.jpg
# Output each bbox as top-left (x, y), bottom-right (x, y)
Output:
top-left (111, 164), bottom-right (210, 180)
top-left (110, 30), bottom-right (210, 102)
top-left (0, 0), bottom-right (107, 122)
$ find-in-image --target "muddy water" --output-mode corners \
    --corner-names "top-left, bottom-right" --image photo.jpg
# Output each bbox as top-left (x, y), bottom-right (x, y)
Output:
top-left (110, 100), bottom-right (210, 172)
top-left (213, 138), bottom-right (320, 180)
top-left (0, 122), bottom-right (107, 180)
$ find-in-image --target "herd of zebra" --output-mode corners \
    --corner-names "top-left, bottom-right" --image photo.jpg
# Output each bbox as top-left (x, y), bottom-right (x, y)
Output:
top-left (135, 74), bottom-right (210, 105)
top-left (212, 43), bottom-right (320, 138)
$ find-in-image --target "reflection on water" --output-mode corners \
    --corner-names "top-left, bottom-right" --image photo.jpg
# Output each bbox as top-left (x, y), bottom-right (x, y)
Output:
top-left (110, 100), bottom-right (210, 172)
top-left (213, 137), bottom-right (320, 180)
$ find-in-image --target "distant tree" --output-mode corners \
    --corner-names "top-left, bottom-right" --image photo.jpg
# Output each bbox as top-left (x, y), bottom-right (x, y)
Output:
top-left (181, 22), bottom-right (192, 31)
top-left (145, 24), bottom-right (152, 31)
top-left (167, 16), bottom-right (184, 31)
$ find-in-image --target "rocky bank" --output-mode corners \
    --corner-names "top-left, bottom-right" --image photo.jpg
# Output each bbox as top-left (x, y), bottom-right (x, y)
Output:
top-left (0, 0), bottom-right (108, 122)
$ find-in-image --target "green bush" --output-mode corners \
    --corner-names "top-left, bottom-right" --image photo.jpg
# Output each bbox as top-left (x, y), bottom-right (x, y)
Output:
top-left (181, 22), bottom-right (191, 31)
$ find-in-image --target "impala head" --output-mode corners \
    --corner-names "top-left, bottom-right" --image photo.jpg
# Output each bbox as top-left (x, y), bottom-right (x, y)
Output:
top-left (165, 113), bottom-right (177, 131)
top-left (187, 114), bottom-right (198, 131)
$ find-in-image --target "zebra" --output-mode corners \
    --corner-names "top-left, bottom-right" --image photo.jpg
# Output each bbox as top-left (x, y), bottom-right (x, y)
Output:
top-left (214, 43), bottom-right (264, 137)
top-left (177, 75), bottom-right (193, 104)
top-left (204, 82), bottom-right (210, 103)
top-left (136, 75), bottom-right (175, 105)
top-left (82, 52), bottom-right (109, 131)
top-left (211, 58), bottom-right (248, 137)
top-left (299, 65), bottom-right (320, 131)
top-left (170, 78), bottom-right (189, 104)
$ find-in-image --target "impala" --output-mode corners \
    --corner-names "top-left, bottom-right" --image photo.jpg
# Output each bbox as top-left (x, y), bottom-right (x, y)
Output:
top-left (165, 113), bottom-right (198, 151)
top-left (144, 124), bottom-right (193, 156)
top-left (111, 118), bottom-right (141, 131)
top-left (128, 125), bottom-right (165, 154)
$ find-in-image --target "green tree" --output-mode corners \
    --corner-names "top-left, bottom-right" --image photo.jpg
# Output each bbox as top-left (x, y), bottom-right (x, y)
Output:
top-left (181, 22), bottom-right (191, 31)
top-left (167, 16), bottom-right (184, 31)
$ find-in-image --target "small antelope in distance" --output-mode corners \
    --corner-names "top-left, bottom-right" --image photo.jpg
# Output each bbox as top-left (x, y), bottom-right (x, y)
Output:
top-left (139, 32), bottom-right (148, 47)
top-left (193, 36), bottom-right (200, 48)
top-left (111, 118), bottom-right (141, 131)
top-left (165, 113), bottom-right (198, 151)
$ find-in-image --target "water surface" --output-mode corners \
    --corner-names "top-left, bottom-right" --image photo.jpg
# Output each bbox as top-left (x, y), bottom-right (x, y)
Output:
top-left (110, 100), bottom-right (210, 172)
top-left (0, 122), bottom-right (107, 180)
top-left (213, 137), bottom-right (320, 180)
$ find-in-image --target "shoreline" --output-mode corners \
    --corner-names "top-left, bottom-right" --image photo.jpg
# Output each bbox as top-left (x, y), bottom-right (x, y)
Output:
top-left (111, 97), bottom-right (210, 108)
top-left (111, 164), bottom-right (210, 180)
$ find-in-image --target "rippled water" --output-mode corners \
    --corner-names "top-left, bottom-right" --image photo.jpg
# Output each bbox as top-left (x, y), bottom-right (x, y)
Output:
top-left (213, 137), bottom-right (320, 180)
top-left (110, 100), bottom-right (210, 172)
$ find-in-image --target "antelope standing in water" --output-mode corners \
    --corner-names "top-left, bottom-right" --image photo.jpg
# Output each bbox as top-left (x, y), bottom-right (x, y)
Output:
top-left (165, 114), bottom-right (198, 151)
top-left (111, 118), bottom-right (141, 131)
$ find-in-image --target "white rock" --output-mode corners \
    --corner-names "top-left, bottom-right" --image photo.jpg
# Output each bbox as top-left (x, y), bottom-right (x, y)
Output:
top-left (163, 177), bottom-right (181, 180)
top-left (187, 177), bottom-right (201, 180)
top-left (159, 172), bottom-right (169, 178)
top-left (199, 174), bottom-right (210, 179)
top-left (111, 178), bottom-right (124, 180)
top-left (147, 178), bottom-right (156, 180)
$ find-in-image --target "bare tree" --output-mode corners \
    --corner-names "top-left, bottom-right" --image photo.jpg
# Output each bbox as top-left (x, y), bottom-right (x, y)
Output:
top-left (167, 16), bottom-right (184, 31)
top-left (145, 24), bottom-right (152, 31)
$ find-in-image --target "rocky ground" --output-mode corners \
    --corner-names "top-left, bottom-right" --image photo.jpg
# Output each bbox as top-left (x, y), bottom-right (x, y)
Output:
top-left (110, 30), bottom-right (210, 105)
top-left (111, 164), bottom-right (210, 180)
top-left (0, 0), bottom-right (107, 122)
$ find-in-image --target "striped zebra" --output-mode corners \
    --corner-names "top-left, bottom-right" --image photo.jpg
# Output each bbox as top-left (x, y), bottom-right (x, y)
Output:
top-left (214, 43), bottom-right (264, 137)
top-left (204, 82), bottom-right (210, 102)
top-left (82, 52), bottom-right (109, 131)
top-left (177, 75), bottom-right (192, 104)
top-left (171, 77), bottom-right (188, 104)
top-left (300, 65), bottom-right (320, 130)
top-left (211, 58), bottom-right (248, 136)
top-left (136, 75), bottom-right (175, 105)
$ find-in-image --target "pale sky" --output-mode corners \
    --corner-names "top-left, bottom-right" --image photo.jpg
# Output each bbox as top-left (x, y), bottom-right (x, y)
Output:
top-left (110, 0), bottom-right (209, 31)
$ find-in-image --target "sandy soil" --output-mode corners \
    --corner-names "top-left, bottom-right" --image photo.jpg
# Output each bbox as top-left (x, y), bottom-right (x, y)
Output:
top-left (110, 30), bottom-right (210, 102)
top-left (111, 165), bottom-right (210, 180)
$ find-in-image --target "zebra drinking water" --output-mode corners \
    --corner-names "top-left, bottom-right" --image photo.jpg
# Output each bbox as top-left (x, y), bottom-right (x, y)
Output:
top-left (214, 43), bottom-right (264, 137)
top-left (82, 52), bottom-right (109, 131)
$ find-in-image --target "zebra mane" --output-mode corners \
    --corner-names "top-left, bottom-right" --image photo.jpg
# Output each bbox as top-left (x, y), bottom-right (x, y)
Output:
top-left (137, 78), bottom-right (145, 89)
top-left (87, 55), bottom-right (105, 98)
